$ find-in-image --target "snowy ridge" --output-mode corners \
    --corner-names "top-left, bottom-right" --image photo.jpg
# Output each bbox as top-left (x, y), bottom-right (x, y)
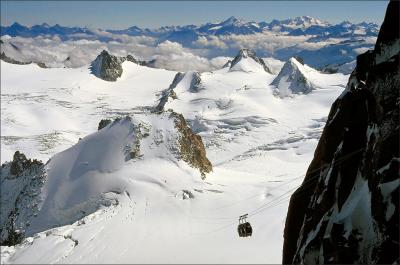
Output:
top-left (1, 112), bottom-right (212, 242)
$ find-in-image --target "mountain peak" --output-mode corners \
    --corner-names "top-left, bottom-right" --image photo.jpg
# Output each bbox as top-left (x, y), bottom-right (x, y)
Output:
top-left (290, 16), bottom-right (328, 27)
top-left (271, 57), bottom-right (316, 97)
top-left (10, 22), bottom-right (24, 28)
top-left (229, 48), bottom-right (272, 73)
top-left (91, 50), bottom-right (124, 81)
top-left (222, 16), bottom-right (239, 24)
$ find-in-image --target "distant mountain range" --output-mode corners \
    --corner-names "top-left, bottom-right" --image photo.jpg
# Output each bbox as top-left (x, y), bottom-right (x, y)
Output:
top-left (0, 16), bottom-right (380, 72)
top-left (1, 16), bottom-right (379, 42)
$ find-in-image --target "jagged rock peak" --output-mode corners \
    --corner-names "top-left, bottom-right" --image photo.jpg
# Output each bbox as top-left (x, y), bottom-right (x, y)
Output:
top-left (125, 54), bottom-right (138, 64)
top-left (155, 72), bottom-right (184, 112)
top-left (374, 0), bottom-right (400, 64)
top-left (90, 50), bottom-right (124, 81)
top-left (188, 71), bottom-right (203, 92)
top-left (271, 57), bottom-right (316, 97)
top-left (283, 1), bottom-right (400, 264)
top-left (1, 151), bottom-right (45, 245)
top-left (7, 151), bottom-right (43, 177)
top-left (155, 71), bottom-right (203, 112)
top-left (229, 48), bottom-right (272, 73)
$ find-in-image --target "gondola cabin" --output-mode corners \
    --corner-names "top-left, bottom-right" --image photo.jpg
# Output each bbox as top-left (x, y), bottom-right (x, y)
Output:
top-left (238, 214), bottom-right (252, 237)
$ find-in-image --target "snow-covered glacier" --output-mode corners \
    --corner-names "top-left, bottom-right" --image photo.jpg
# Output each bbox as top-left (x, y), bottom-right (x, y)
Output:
top-left (0, 47), bottom-right (351, 263)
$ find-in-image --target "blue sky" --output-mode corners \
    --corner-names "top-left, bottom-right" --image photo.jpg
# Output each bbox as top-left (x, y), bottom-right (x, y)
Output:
top-left (1, 1), bottom-right (388, 29)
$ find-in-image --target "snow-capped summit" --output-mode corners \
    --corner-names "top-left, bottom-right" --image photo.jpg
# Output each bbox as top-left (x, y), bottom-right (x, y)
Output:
top-left (271, 57), bottom-right (317, 97)
top-left (229, 48), bottom-right (272, 73)
top-left (197, 16), bottom-right (262, 35)
top-left (289, 16), bottom-right (329, 28)
top-left (270, 16), bottom-right (330, 30)
top-left (220, 16), bottom-right (241, 26)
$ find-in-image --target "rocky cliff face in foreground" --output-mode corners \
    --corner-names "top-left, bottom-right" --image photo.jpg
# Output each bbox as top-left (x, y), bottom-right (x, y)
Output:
top-left (283, 1), bottom-right (399, 264)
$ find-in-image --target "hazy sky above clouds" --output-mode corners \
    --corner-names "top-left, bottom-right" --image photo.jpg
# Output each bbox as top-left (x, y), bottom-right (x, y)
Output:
top-left (1, 1), bottom-right (388, 29)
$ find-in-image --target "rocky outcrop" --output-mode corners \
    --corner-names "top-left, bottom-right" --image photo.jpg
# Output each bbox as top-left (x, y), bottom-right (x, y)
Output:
top-left (126, 54), bottom-right (147, 66)
top-left (155, 72), bottom-right (184, 112)
top-left (283, 2), bottom-right (399, 264)
top-left (0, 52), bottom-right (31, 65)
top-left (98, 119), bottom-right (112, 130)
top-left (90, 50), bottom-right (124, 81)
top-left (222, 60), bottom-right (232, 68)
top-left (1, 151), bottom-right (45, 245)
top-left (90, 50), bottom-right (147, 81)
top-left (271, 57), bottom-right (316, 97)
top-left (170, 111), bottom-right (212, 178)
top-left (155, 71), bottom-right (203, 112)
top-left (229, 49), bottom-right (272, 73)
top-left (188, 71), bottom-right (203, 92)
top-left (9, 151), bottom-right (42, 177)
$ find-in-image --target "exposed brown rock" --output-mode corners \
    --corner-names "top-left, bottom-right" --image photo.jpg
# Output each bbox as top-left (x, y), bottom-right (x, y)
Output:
top-left (169, 111), bottom-right (212, 178)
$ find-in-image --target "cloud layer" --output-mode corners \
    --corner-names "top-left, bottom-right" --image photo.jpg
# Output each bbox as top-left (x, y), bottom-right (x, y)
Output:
top-left (1, 29), bottom-right (376, 72)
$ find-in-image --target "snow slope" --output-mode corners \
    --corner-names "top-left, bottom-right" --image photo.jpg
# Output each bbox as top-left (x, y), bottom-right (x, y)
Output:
top-left (1, 56), bottom-right (348, 263)
top-left (1, 61), bottom-right (176, 162)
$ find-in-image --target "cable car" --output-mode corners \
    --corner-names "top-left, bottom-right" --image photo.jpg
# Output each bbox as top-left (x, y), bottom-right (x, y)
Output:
top-left (238, 214), bottom-right (252, 237)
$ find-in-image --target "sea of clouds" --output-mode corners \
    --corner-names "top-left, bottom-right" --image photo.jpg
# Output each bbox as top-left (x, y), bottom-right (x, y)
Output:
top-left (0, 29), bottom-right (376, 72)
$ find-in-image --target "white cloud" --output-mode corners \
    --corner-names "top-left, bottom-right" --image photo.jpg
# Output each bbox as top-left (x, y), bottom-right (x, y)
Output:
top-left (192, 36), bottom-right (228, 49)
top-left (0, 30), bottom-right (375, 72)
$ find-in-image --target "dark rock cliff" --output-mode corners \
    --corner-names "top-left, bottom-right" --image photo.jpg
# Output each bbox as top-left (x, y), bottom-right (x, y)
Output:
top-left (283, 1), bottom-right (399, 264)
top-left (0, 152), bottom-right (45, 245)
